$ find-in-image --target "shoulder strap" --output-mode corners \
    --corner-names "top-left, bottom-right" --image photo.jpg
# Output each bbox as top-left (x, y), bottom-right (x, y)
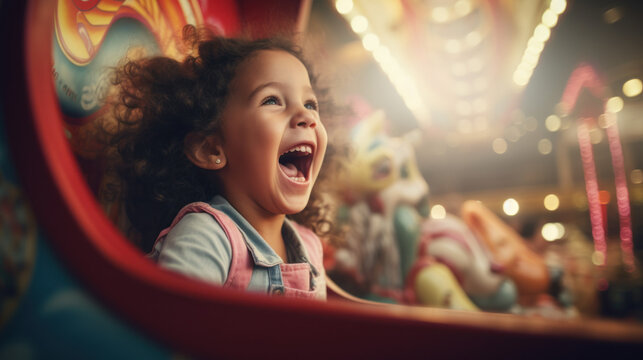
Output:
top-left (290, 223), bottom-right (323, 268)
top-left (154, 202), bottom-right (253, 290)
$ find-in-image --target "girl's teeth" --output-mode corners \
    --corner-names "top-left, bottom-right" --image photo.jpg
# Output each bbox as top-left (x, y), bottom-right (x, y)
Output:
top-left (289, 176), bottom-right (306, 183)
top-left (285, 145), bottom-right (312, 154)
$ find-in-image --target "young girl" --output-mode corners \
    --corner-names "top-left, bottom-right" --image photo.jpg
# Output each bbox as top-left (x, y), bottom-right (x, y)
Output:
top-left (105, 28), bottom-right (339, 299)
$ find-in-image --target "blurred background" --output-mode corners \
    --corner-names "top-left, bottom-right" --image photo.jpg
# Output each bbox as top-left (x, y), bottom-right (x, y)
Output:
top-left (305, 0), bottom-right (642, 318)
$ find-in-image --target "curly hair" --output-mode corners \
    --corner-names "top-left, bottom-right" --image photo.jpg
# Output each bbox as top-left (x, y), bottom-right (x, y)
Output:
top-left (102, 27), bottom-right (344, 252)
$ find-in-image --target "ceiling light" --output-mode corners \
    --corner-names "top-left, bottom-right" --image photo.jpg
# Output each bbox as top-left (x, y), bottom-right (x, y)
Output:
top-left (350, 15), bottom-right (368, 33)
top-left (335, 0), bottom-right (353, 14)
top-left (622, 78), bottom-right (642, 97)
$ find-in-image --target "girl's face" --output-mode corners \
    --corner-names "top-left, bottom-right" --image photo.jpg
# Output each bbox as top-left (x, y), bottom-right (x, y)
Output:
top-left (218, 50), bottom-right (327, 217)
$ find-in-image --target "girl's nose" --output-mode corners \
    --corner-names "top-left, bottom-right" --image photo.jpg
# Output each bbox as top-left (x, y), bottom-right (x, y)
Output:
top-left (292, 108), bottom-right (316, 128)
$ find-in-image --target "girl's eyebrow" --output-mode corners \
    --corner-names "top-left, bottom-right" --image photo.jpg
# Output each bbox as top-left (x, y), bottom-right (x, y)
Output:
top-left (248, 82), bottom-right (280, 100)
top-left (248, 82), bottom-right (316, 100)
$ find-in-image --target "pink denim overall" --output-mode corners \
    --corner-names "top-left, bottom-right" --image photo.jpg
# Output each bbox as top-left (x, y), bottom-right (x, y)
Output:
top-left (154, 202), bottom-right (326, 299)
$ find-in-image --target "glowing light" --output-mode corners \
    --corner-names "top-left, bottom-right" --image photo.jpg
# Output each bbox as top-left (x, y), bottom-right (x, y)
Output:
top-left (534, 24), bottom-right (551, 42)
top-left (527, 38), bottom-right (545, 53)
top-left (362, 33), bottom-right (380, 51)
top-left (350, 15), bottom-right (368, 33)
top-left (503, 198), bottom-right (519, 216)
top-left (513, 69), bottom-right (530, 86)
top-left (522, 52), bottom-right (539, 68)
top-left (589, 128), bottom-right (603, 144)
top-left (604, 113), bottom-right (635, 270)
top-left (492, 138), bottom-right (507, 154)
top-left (592, 251), bottom-right (605, 266)
top-left (432, 7), bottom-right (449, 23)
top-left (542, 222), bottom-right (565, 241)
top-left (631, 169), bottom-right (643, 184)
top-left (622, 78), bottom-right (642, 97)
top-left (454, 0), bottom-right (472, 16)
top-left (335, 0), bottom-right (353, 14)
top-left (550, 0), bottom-right (567, 15)
top-left (577, 122), bottom-right (607, 267)
top-left (538, 138), bottom-right (553, 155)
top-left (373, 46), bottom-right (391, 63)
top-left (606, 96), bottom-right (624, 113)
top-left (465, 31), bottom-right (482, 47)
top-left (545, 115), bottom-right (561, 132)
top-left (603, 7), bottom-right (624, 24)
top-left (598, 114), bottom-right (616, 129)
top-left (542, 9), bottom-right (558, 27)
top-left (599, 190), bottom-right (610, 205)
top-left (544, 194), bottom-right (560, 211)
top-left (431, 204), bottom-right (447, 219)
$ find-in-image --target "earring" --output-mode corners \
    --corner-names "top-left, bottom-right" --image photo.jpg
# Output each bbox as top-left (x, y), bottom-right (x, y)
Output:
top-left (215, 158), bottom-right (221, 164)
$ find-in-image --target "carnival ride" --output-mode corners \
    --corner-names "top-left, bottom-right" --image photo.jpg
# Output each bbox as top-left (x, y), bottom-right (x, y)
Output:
top-left (1, 0), bottom-right (642, 358)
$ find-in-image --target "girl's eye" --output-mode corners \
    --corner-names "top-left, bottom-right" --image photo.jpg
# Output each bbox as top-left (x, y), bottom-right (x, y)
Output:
top-left (261, 96), bottom-right (280, 106)
top-left (305, 100), bottom-right (318, 111)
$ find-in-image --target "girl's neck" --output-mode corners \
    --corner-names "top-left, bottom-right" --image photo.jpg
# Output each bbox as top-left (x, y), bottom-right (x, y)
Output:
top-left (224, 193), bottom-right (288, 261)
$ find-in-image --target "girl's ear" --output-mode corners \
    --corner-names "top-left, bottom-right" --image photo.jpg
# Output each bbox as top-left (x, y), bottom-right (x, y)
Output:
top-left (184, 133), bottom-right (226, 170)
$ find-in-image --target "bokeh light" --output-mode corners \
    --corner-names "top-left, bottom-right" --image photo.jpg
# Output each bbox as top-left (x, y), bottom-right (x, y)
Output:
top-left (542, 222), bottom-right (565, 241)
top-left (503, 198), bottom-right (519, 216)
top-left (335, 0), bottom-right (353, 14)
top-left (362, 33), bottom-right (380, 51)
top-left (606, 96), bottom-right (624, 113)
top-left (542, 9), bottom-right (558, 27)
top-left (431, 7), bottom-right (448, 23)
top-left (622, 78), bottom-right (642, 98)
top-left (631, 169), bottom-right (643, 184)
top-left (492, 138), bottom-right (507, 154)
top-left (544, 194), bottom-right (560, 211)
top-left (538, 138), bottom-right (553, 155)
top-left (431, 204), bottom-right (447, 219)
top-left (551, 0), bottom-right (567, 15)
top-left (545, 115), bottom-right (561, 132)
top-left (592, 251), bottom-right (605, 266)
top-left (350, 15), bottom-right (368, 33)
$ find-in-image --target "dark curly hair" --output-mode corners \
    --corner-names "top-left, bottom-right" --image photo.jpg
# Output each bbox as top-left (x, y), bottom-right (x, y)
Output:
top-left (102, 27), bottom-right (343, 252)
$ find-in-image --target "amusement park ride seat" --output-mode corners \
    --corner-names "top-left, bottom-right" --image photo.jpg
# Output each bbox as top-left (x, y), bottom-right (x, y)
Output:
top-left (2, 0), bottom-right (642, 358)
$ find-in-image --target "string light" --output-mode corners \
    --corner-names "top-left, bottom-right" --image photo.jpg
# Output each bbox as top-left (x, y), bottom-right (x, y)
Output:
top-left (606, 96), bottom-right (624, 113)
top-left (513, 0), bottom-right (566, 87)
top-left (336, 2), bottom-right (429, 124)
top-left (350, 15), bottom-right (368, 33)
top-left (335, 0), bottom-right (353, 14)
top-left (577, 121), bottom-right (606, 266)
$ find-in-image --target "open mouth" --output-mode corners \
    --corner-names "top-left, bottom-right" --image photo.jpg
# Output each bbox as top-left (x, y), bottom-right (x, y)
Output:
top-left (279, 144), bottom-right (314, 183)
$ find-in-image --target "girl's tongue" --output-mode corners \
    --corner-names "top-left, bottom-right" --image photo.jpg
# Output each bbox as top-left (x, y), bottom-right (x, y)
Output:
top-left (280, 162), bottom-right (304, 179)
